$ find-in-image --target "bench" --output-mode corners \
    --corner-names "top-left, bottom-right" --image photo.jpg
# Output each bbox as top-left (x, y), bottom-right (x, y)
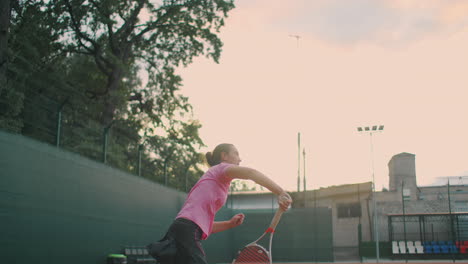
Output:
top-left (123, 246), bottom-right (157, 264)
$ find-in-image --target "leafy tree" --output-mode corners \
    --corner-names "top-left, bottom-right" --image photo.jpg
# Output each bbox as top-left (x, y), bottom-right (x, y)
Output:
top-left (1, 0), bottom-right (68, 134)
top-left (0, 0), bottom-right (11, 95)
top-left (57, 0), bottom-right (235, 127)
top-left (1, 0), bottom-right (235, 191)
top-left (52, 53), bottom-right (207, 189)
top-left (55, 0), bottom-right (234, 190)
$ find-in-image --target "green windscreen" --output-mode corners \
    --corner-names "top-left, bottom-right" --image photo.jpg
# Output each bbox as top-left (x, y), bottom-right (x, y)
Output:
top-left (0, 131), bottom-right (334, 264)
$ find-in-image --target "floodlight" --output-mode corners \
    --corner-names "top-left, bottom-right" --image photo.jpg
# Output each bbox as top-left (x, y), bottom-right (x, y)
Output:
top-left (355, 123), bottom-right (385, 263)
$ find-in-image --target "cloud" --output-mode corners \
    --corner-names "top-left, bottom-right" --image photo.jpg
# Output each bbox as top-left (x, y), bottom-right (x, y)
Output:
top-left (294, 0), bottom-right (399, 44)
top-left (438, 1), bottom-right (468, 26)
top-left (245, 0), bottom-right (468, 46)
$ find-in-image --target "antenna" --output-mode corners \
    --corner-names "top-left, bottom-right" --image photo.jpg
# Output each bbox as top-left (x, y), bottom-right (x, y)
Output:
top-left (289, 34), bottom-right (301, 48)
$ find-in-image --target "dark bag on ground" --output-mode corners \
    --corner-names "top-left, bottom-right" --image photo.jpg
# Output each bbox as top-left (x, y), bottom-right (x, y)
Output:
top-left (146, 237), bottom-right (177, 264)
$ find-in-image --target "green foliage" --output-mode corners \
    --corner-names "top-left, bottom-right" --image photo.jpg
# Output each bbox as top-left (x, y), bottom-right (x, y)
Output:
top-left (53, 0), bottom-right (235, 125)
top-left (1, 0), bottom-right (67, 133)
top-left (1, 0), bottom-right (236, 191)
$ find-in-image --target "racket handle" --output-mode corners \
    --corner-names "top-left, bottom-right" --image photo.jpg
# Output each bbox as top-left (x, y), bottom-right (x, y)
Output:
top-left (268, 208), bottom-right (285, 232)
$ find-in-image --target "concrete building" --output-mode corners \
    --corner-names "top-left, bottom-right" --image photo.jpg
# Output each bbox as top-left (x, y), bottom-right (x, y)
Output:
top-left (228, 152), bottom-right (468, 260)
top-left (376, 153), bottom-right (468, 242)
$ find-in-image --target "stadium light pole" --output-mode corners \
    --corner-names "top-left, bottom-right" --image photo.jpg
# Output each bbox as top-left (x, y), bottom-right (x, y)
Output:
top-left (303, 147), bottom-right (306, 193)
top-left (297, 132), bottom-right (301, 192)
top-left (357, 125), bottom-right (384, 262)
top-left (290, 34), bottom-right (301, 193)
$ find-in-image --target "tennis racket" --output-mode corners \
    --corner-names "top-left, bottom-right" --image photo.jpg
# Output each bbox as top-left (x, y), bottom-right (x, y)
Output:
top-left (232, 208), bottom-right (285, 264)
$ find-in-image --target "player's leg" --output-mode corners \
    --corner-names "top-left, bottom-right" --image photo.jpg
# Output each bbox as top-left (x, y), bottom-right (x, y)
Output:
top-left (168, 218), bottom-right (208, 264)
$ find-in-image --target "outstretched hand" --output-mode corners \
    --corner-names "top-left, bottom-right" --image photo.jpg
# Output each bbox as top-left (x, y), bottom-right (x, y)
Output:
top-left (278, 192), bottom-right (292, 211)
top-left (230, 213), bottom-right (245, 228)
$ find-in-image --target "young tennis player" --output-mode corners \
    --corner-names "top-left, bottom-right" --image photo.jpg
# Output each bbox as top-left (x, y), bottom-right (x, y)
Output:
top-left (147, 143), bottom-right (292, 264)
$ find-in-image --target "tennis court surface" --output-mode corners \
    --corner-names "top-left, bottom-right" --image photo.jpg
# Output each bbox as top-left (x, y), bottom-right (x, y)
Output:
top-left (218, 261), bottom-right (468, 264)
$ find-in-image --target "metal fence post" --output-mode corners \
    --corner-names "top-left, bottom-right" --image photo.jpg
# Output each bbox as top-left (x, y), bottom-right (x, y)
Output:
top-left (184, 169), bottom-right (188, 192)
top-left (314, 189), bottom-right (318, 263)
top-left (103, 128), bottom-right (108, 163)
top-left (102, 122), bottom-right (113, 164)
top-left (164, 159), bottom-right (168, 186)
top-left (56, 110), bottom-right (62, 147)
top-left (447, 182), bottom-right (455, 240)
top-left (137, 144), bottom-right (143, 176)
top-left (55, 98), bottom-right (68, 147)
top-left (447, 181), bottom-right (456, 247)
top-left (402, 181), bottom-right (407, 262)
top-left (358, 223), bottom-right (363, 263)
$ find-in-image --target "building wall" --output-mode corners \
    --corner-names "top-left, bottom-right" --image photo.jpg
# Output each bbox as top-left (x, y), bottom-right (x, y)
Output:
top-left (290, 182), bottom-right (373, 261)
top-left (388, 153), bottom-right (417, 198)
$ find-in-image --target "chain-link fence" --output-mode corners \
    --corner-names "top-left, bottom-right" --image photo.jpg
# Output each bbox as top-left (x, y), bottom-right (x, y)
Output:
top-left (385, 180), bottom-right (468, 261)
top-left (389, 180), bottom-right (468, 243)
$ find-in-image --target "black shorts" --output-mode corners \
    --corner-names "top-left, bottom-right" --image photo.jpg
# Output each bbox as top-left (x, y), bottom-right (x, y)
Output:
top-left (166, 218), bottom-right (207, 264)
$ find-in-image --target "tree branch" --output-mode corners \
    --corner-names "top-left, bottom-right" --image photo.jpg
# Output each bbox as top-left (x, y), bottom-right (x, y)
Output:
top-left (63, 1), bottom-right (115, 73)
top-left (63, 0), bottom-right (97, 54)
top-left (94, 55), bottom-right (112, 76)
top-left (88, 0), bottom-right (118, 55)
top-left (131, 6), bottom-right (179, 43)
top-left (115, 0), bottom-right (146, 42)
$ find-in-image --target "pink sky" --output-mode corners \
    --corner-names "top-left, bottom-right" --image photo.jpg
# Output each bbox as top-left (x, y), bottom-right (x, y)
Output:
top-left (177, 0), bottom-right (468, 191)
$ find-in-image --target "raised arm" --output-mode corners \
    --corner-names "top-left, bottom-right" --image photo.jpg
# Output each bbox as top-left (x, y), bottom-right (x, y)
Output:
top-left (225, 166), bottom-right (282, 193)
top-left (225, 165), bottom-right (292, 209)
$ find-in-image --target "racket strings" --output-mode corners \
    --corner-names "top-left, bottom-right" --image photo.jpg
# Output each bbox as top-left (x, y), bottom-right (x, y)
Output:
top-left (233, 245), bottom-right (270, 264)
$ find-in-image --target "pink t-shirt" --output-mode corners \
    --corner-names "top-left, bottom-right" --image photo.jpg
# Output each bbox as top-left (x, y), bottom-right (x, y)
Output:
top-left (176, 162), bottom-right (233, 239)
